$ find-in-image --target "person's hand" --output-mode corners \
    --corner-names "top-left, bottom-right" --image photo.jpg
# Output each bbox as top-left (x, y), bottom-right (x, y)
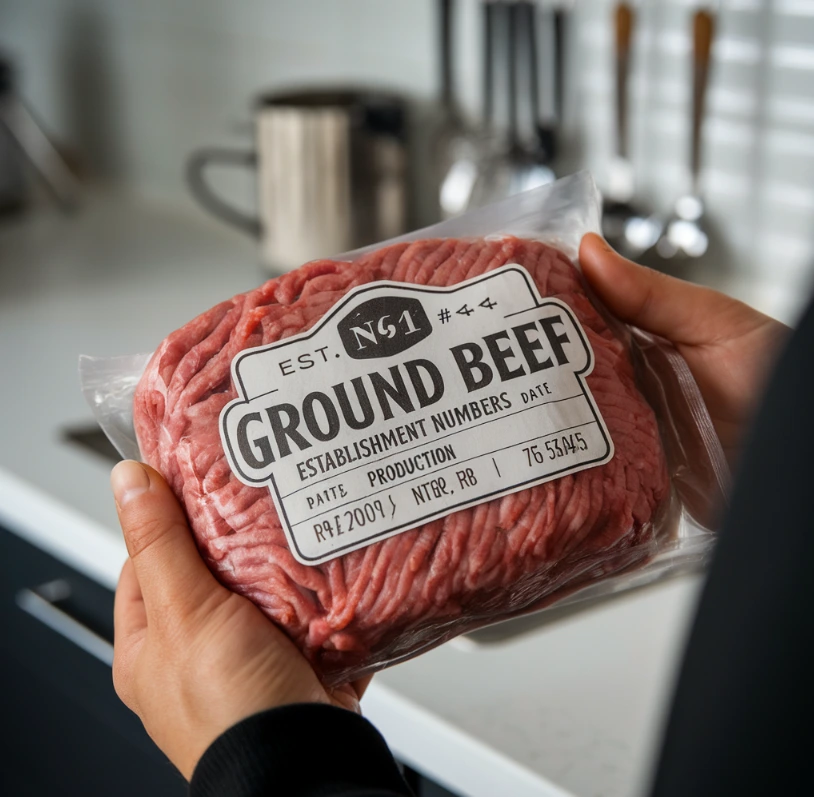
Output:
top-left (580, 234), bottom-right (788, 466)
top-left (111, 460), bottom-right (370, 780)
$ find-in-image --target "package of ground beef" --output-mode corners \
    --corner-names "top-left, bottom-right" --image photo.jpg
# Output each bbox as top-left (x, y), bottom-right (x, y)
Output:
top-left (82, 172), bottom-right (728, 684)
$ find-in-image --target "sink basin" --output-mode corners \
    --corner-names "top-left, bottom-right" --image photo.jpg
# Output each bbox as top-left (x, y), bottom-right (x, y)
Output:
top-left (62, 424), bottom-right (122, 464)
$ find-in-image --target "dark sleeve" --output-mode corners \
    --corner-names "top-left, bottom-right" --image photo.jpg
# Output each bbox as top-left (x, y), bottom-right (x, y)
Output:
top-left (649, 296), bottom-right (814, 796)
top-left (189, 703), bottom-right (414, 797)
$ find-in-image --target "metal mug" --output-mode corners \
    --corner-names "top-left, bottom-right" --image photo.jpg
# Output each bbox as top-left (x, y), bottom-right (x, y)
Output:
top-left (186, 89), bottom-right (409, 273)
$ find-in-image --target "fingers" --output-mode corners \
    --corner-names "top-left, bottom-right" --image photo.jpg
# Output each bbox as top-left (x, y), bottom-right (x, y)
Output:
top-left (111, 460), bottom-right (224, 622)
top-left (352, 674), bottom-right (373, 701)
top-left (579, 233), bottom-right (759, 345)
top-left (329, 674), bottom-right (373, 714)
top-left (114, 558), bottom-right (147, 641)
top-left (328, 683), bottom-right (362, 714)
top-left (112, 558), bottom-right (146, 709)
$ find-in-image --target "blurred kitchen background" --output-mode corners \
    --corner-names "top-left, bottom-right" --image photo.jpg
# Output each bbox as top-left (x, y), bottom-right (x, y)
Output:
top-left (2, 0), bottom-right (813, 319)
top-left (1, 3), bottom-right (814, 797)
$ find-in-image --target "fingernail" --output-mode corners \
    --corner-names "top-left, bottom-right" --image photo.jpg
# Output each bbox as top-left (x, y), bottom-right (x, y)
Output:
top-left (581, 233), bottom-right (607, 255)
top-left (594, 234), bottom-right (614, 253)
top-left (111, 460), bottom-right (151, 507)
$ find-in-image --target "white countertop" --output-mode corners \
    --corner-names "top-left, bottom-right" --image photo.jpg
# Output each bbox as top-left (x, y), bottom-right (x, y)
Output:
top-left (0, 194), bottom-right (801, 797)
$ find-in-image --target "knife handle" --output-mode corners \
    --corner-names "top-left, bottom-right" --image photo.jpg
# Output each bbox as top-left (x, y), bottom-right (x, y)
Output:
top-left (615, 2), bottom-right (635, 160)
top-left (691, 8), bottom-right (715, 186)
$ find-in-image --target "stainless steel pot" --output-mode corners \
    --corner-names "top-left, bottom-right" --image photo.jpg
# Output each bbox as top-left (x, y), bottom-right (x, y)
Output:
top-left (187, 89), bottom-right (409, 273)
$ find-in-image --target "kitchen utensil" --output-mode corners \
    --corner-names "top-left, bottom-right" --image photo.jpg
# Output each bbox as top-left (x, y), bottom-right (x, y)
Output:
top-left (514, 1), bottom-right (557, 178)
top-left (0, 52), bottom-right (80, 215)
top-left (0, 55), bottom-right (25, 215)
top-left (439, 0), bottom-right (455, 117)
top-left (440, 0), bottom-right (498, 217)
top-left (552, 6), bottom-right (566, 142)
top-left (187, 89), bottom-right (409, 274)
top-left (602, 2), bottom-right (661, 257)
top-left (465, 1), bottom-right (555, 211)
top-left (436, 0), bottom-right (479, 219)
top-left (517, 1), bottom-right (542, 155)
top-left (535, 3), bottom-right (565, 165)
top-left (644, 8), bottom-right (715, 264)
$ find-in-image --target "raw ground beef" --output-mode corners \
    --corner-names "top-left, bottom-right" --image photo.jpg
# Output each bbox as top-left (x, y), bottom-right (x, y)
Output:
top-left (134, 236), bottom-right (670, 682)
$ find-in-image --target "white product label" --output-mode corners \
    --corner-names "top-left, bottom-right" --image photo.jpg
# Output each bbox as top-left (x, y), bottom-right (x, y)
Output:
top-left (220, 266), bottom-right (614, 566)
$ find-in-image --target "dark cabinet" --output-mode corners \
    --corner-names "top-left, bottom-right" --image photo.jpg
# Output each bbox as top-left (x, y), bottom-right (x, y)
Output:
top-left (0, 525), bottom-right (186, 796)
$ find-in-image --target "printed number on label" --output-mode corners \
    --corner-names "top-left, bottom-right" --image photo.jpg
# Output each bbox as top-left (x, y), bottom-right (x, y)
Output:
top-left (522, 432), bottom-right (588, 466)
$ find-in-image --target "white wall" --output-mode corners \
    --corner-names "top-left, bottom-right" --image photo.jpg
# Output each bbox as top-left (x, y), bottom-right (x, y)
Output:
top-left (0, 0), bottom-right (440, 211)
top-left (2, 0), bottom-right (813, 300)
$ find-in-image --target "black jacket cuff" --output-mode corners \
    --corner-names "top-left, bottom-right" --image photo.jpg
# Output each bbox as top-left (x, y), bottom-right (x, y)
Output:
top-left (190, 703), bottom-right (413, 797)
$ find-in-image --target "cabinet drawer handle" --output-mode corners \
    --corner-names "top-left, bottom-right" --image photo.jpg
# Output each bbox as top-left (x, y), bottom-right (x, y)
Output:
top-left (16, 580), bottom-right (114, 666)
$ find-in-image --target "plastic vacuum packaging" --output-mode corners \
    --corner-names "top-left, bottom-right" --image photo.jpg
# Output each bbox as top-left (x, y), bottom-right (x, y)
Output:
top-left (81, 172), bottom-right (728, 685)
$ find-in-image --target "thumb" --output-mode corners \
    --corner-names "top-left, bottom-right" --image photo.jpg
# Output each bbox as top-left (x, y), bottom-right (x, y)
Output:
top-left (579, 233), bottom-right (753, 346)
top-left (111, 460), bottom-right (224, 623)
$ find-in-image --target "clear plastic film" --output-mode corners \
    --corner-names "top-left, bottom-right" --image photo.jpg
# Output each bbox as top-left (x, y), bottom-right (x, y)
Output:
top-left (80, 172), bottom-right (728, 685)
